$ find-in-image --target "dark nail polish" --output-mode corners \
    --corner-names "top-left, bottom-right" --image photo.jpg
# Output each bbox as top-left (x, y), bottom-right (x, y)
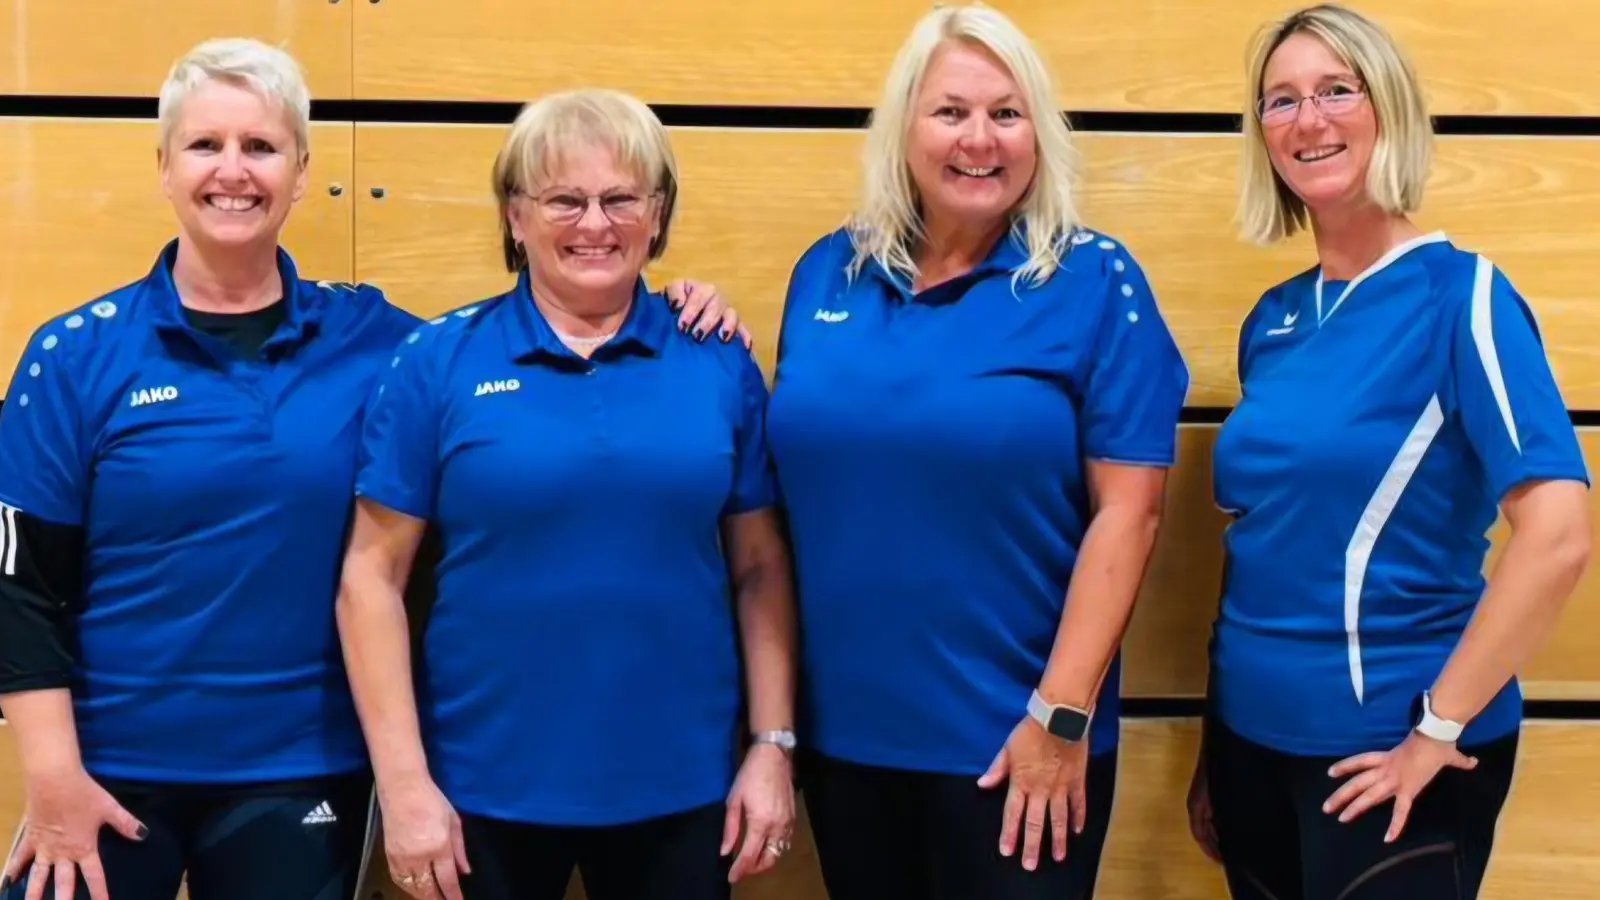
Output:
top-left (136, 824), bottom-right (149, 840)
top-left (693, 328), bottom-right (705, 341)
top-left (2, 876), bottom-right (13, 892)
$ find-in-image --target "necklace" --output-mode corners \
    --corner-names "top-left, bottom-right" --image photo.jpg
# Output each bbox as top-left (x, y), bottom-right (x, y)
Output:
top-left (553, 328), bottom-right (617, 352)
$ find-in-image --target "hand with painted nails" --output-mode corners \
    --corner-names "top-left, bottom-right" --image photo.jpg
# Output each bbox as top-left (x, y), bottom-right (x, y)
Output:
top-left (2, 767), bottom-right (148, 900)
top-left (665, 280), bottom-right (754, 348)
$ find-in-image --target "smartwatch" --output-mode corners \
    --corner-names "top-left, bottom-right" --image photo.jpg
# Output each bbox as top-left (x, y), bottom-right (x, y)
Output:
top-left (1413, 691), bottom-right (1464, 743)
top-left (1027, 690), bottom-right (1092, 743)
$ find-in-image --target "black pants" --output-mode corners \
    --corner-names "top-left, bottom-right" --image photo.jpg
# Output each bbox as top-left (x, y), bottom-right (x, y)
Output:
top-left (1204, 716), bottom-right (1518, 900)
top-left (457, 801), bottom-right (730, 900)
top-left (799, 748), bottom-right (1118, 900)
top-left (1, 770), bottom-right (373, 900)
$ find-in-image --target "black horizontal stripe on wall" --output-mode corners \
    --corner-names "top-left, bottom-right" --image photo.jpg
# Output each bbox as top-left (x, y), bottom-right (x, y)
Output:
top-left (5, 94), bottom-right (1600, 137)
top-left (1116, 698), bottom-right (1600, 721)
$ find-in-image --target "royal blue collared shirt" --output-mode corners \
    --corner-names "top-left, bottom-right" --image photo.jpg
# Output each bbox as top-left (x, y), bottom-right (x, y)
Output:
top-left (356, 270), bottom-right (776, 826)
top-left (1211, 233), bottom-right (1590, 755)
top-left (0, 238), bottom-right (419, 782)
top-left (766, 225), bottom-right (1190, 774)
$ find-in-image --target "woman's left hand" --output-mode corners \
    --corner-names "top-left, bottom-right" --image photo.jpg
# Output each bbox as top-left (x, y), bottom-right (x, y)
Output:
top-left (1322, 731), bottom-right (1478, 843)
top-left (721, 743), bottom-right (796, 883)
top-left (665, 280), bottom-right (754, 348)
top-left (978, 717), bottom-right (1088, 871)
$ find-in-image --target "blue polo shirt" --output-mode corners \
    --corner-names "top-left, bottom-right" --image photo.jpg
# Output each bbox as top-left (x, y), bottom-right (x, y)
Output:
top-left (0, 239), bottom-right (420, 783)
top-left (355, 270), bottom-right (776, 826)
top-left (1211, 232), bottom-right (1590, 756)
top-left (766, 225), bottom-right (1189, 774)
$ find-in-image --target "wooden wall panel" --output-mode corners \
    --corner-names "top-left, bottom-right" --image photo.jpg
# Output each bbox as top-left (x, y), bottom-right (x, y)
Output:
top-left (1122, 427), bottom-right (1600, 701)
top-left (352, 126), bottom-right (1600, 409)
top-left (6, 721), bottom-right (1589, 900)
top-left (350, 0), bottom-right (1598, 116)
top-left (0, 120), bottom-right (355, 393)
top-left (0, 0), bottom-right (352, 99)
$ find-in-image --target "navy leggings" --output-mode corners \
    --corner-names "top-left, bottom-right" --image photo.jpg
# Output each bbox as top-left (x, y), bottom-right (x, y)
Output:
top-left (2, 770), bottom-right (373, 900)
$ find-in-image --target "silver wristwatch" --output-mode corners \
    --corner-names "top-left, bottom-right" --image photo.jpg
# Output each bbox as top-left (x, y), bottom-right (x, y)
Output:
top-left (752, 729), bottom-right (798, 755)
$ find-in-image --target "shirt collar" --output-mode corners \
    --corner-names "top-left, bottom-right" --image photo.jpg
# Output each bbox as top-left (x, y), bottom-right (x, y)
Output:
top-left (863, 221), bottom-right (1032, 304)
top-left (505, 267), bottom-right (673, 364)
top-left (144, 238), bottom-right (325, 346)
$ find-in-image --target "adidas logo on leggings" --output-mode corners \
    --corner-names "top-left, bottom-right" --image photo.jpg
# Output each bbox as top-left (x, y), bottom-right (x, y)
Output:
top-left (302, 801), bottom-right (338, 825)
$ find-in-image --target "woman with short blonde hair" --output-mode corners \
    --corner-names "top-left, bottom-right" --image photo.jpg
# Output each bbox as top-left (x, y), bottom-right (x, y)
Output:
top-left (338, 88), bottom-right (798, 900)
top-left (766, 5), bottom-right (1187, 898)
top-left (1188, 6), bottom-right (1590, 899)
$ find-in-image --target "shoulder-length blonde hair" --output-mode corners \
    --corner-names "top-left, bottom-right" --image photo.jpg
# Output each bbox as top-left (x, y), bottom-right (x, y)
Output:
top-left (848, 4), bottom-right (1080, 289)
top-left (1237, 4), bottom-right (1433, 245)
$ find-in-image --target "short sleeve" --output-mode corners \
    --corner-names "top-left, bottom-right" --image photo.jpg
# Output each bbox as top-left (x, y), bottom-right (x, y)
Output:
top-left (1081, 247), bottom-right (1190, 466)
top-left (1451, 258), bottom-right (1589, 499)
top-left (725, 348), bottom-right (778, 516)
top-left (0, 327), bottom-right (90, 526)
top-left (355, 330), bottom-right (443, 521)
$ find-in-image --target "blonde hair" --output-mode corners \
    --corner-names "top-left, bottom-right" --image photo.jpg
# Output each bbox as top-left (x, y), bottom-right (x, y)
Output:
top-left (849, 3), bottom-right (1080, 289)
top-left (1238, 4), bottom-right (1433, 245)
top-left (491, 89), bottom-right (679, 272)
top-left (157, 38), bottom-right (311, 161)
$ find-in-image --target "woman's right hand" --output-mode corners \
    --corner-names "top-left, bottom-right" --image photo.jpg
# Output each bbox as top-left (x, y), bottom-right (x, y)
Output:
top-left (380, 776), bottom-right (470, 900)
top-left (3, 767), bottom-right (147, 900)
top-left (1186, 754), bottom-right (1221, 864)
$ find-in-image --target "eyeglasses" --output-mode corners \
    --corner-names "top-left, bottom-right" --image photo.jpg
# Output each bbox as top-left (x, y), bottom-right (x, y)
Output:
top-left (1257, 84), bottom-right (1367, 126)
top-left (520, 186), bottom-right (662, 226)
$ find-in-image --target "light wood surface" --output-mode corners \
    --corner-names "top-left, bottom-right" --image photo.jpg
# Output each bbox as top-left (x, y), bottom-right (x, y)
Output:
top-left (349, 0), bottom-right (1599, 115)
top-left (348, 125), bottom-right (1600, 409)
top-left (5, 720), bottom-right (1591, 900)
top-left (0, 118), bottom-right (354, 387)
top-left (0, 0), bottom-right (352, 98)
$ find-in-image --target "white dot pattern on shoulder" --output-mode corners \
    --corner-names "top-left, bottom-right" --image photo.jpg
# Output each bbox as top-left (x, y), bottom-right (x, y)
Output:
top-left (391, 357), bottom-right (401, 368)
top-left (430, 317), bottom-right (447, 326)
top-left (1121, 284), bottom-right (1134, 298)
top-left (407, 332), bottom-right (421, 344)
top-left (1071, 231), bottom-right (1095, 246)
top-left (18, 395), bottom-right (29, 407)
top-left (42, 335), bottom-right (58, 351)
top-left (1113, 259), bottom-right (1125, 273)
top-left (1097, 239), bottom-right (1116, 251)
top-left (90, 301), bottom-right (117, 319)
top-left (1127, 311), bottom-right (1140, 323)
top-left (29, 363), bottom-right (41, 378)
top-left (454, 306), bottom-right (480, 318)
top-left (65, 315), bottom-right (84, 329)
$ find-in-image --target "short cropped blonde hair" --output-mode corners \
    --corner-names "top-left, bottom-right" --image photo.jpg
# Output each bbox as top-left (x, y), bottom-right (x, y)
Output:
top-left (1238, 4), bottom-right (1433, 245)
top-left (491, 89), bottom-right (679, 272)
top-left (849, 4), bottom-right (1080, 289)
top-left (157, 38), bottom-right (311, 161)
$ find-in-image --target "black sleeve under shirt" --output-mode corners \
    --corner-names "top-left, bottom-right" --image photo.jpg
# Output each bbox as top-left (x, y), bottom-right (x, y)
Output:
top-left (0, 504), bottom-right (86, 694)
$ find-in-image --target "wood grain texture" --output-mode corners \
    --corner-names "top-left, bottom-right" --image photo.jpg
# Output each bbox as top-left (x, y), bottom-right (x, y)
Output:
top-left (0, 119), bottom-right (354, 392)
top-left (1121, 426), bottom-right (1600, 701)
top-left (0, 0), bottom-right (352, 98)
top-left (351, 125), bottom-right (1600, 408)
top-left (350, 0), bottom-right (1599, 115)
top-left (8, 721), bottom-right (1583, 900)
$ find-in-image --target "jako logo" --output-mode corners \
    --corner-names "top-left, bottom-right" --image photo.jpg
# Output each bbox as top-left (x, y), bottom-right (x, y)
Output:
top-left (130, 386), bottom-right (179, 407)
top-left (474, 379), bottom-right (521, 396)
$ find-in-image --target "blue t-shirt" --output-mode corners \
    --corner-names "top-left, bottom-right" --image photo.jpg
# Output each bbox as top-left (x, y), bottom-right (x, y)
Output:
top-left (0, 239), bottom-right (420, 783)
top-left (766, 225), bottom-right (1189, 774)
top-left (1211, 232), bottom-right (1590, 756)
top-left (355, 271), bottom-right (777, 826)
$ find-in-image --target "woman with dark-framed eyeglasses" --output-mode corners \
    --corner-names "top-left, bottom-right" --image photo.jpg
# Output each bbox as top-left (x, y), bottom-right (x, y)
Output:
top-left (1184, 5), bottom-right (1591, 899)
top-left (333, 88), bottom-right (799, 900)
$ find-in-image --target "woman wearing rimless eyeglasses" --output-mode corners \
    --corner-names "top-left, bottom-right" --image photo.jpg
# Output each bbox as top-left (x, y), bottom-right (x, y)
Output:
top-left (1185, 5), bottom-right (1591, 900)
top-left (335, 90), bottom-right (798, 900)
